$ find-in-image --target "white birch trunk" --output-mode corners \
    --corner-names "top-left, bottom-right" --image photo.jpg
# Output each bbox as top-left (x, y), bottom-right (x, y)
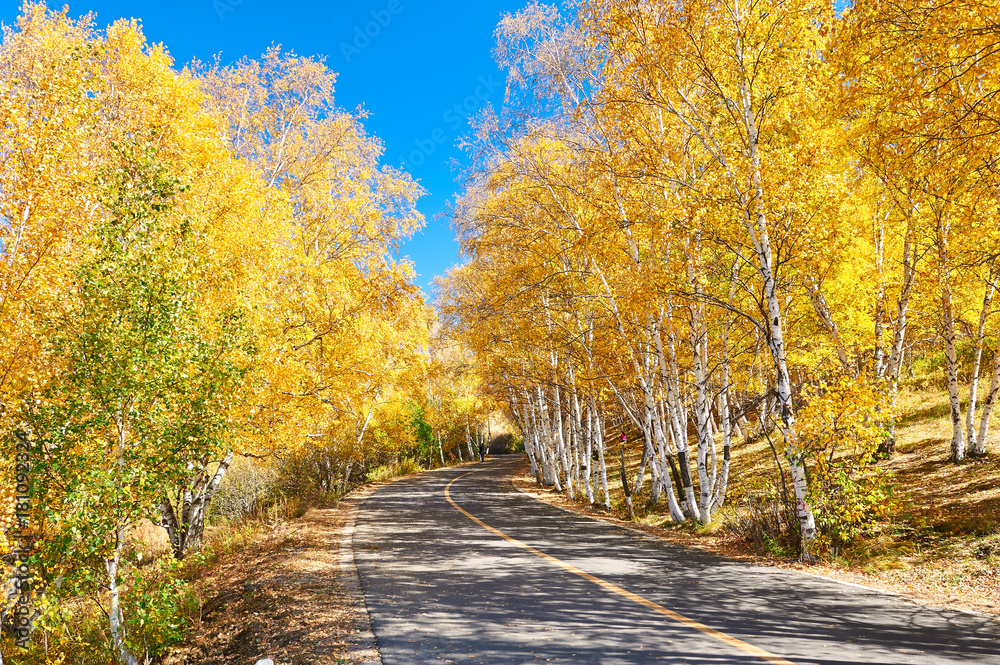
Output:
top-left (712, 260), bottom-right (739, 510)
top-left (974, 330), bottom-right (1000, 457)
top-left (737, 75), bottom-right (817, 547)
top-left (553, 382), bottom-right (573, 498)
top-left (515, 388), bottom-right (541, 482)
top-left (806, 276), bottom-right (852, 374)
top-left (652, 406), bottom-right (685, 522)
top-left (524, 390), bottom-right (545, 483)
top-left (691, 313), bottom-right (713, 524)
top-left (537, 385), bottom-right (562, 491)
top-left (966, 272), bottom-right (998, 455)
top-left (596, 409), bottom-right (610, 509)
top-left (583, 400), bottom-right (595, 505)
top-left (572, 382), bottom-right (592, 504)
top-left (937, 217), bottom-right (965, 462)
top-left (464, 420), bottom-right (473, 462)
top-left (619, 443), bottom-right (634, 519)
top-left (713, 331), bottom-right (734, 511)
top-left (633, 430), bottom-right (649, 496)
top-left (107, 527), bottom-right (138, 665)
top-left (643, 399), bottom-right (661, 506)
top-left (877, 228), bottom-right (918, 456)
top-left (885, 230), bottom-right (917, 380)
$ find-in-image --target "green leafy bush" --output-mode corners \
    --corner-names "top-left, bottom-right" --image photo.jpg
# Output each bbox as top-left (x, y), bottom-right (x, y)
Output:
top-left (123, 558), bottom-right (197, 659)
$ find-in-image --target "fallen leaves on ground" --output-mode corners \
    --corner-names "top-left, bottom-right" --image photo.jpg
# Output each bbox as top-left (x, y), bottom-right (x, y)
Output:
top-left (163, 504), bottom-right (368, 665)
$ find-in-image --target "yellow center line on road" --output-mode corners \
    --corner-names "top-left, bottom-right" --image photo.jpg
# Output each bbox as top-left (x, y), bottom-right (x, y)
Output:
top-left (444, 472), bottom-right (798, 665)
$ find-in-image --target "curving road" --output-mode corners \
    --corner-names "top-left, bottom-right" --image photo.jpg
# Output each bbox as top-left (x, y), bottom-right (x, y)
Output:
top-left (353, 456), bottom-right (999, 665)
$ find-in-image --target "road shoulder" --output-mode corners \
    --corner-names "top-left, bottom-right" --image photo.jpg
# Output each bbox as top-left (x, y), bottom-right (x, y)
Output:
top-left (164, 487), bottom-right (386, 665)
top-left (507, 463), bottom-right (999, 619)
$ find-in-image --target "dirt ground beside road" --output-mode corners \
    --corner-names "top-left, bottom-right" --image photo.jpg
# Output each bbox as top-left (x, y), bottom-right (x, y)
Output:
top-left (164, 490), bottom-right (379, 665)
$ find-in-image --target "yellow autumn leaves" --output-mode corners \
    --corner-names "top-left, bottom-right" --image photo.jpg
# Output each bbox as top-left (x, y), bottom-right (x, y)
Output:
top-left (440, 0), bottom-right (1000, 548)
top-left (0, 3), bottom-right (449, 661)
top-left (0, 3), bottom-right (430, 557)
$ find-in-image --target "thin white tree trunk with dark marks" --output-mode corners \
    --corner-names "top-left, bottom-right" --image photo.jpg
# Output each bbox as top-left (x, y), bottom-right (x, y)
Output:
top-left (966, 271), bottom-right (998, 456)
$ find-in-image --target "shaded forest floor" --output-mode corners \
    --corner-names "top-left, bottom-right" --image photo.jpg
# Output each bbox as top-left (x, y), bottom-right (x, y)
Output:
top-left (513, 386), bottom-right (1000, 617)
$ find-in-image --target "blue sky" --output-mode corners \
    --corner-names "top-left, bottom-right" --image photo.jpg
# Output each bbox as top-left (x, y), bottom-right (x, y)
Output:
top-left (1, 0), bottom-right (527, 298)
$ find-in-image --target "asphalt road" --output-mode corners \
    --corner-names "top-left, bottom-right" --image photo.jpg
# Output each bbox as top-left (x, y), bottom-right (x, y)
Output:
top-left (353, 456), bottom-right (1000, 665)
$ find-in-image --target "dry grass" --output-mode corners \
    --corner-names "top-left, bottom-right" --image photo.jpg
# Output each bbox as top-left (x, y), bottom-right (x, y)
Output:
top-left (130, 517), bottom-right (174, 557)
top-left (516, 385), bottom-right (1000, 617)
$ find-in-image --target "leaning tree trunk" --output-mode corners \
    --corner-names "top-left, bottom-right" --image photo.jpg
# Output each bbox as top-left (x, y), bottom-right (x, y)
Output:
top-left (675, 432), bottom-right (698, 521)
top-left (745, 160), bottom-right (817, 552)
top-left (574, 383), bottom-right (593, 505)
top-left (582, 400), bottom-right (594, 505)
top-left (514, 402), bottom-right (534, 476)
top-left (594, 406), bottom-right (611, 509)
top-left (727, 30), bottom-right (819, 553)
top-left (619, 444), bottom-right (634, 520)
top-left (464, 419), bottom-right (476, 462)
top-left (652, 309), bottom-right (696, 519)
top-left (525, 388), bottom-right (546, 484)
top-left (713, 282), bottom-right (736, 512)
top-left (806, 276), bottom-right (853, 375)
top-left (651, 403), bottom-right (685, 522)
top-left (552, 381), bottom-right (573, 498)
top-left (690, 304), bottom-right (715, 524)
top-left (510, 388), bottom-right (540, 482)
top-left (966, 271), bottom-right (998, 456)
top-left (642, 391), bottom-right (662, 506)
top-left (877, 227), bottom-right (918, 457)
top-left (160, 451), bottom-right (233, 559)
top-left (536, 385), bottom-right (562, 492)
top-left (973, 330), bottom-right (1000, 457)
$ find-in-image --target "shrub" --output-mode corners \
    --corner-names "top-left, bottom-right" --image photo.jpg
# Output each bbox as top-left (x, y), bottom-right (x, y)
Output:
top-left (487, 433), bottom-right (524, 454)
top-left (210, 458), bottom-right (277, 521)
top-left (725, 476), bottom-right (800, 557)
top-left (797, 378), bottom-right (898, 551)
top-left (366, 458), bottom-right (424, 483)
top-left (19, 554), bottom-right (197, 665)
top-left (123, 558), bottom-right (197, 659)
top-left (275, 440), bottom-right (359, 503)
